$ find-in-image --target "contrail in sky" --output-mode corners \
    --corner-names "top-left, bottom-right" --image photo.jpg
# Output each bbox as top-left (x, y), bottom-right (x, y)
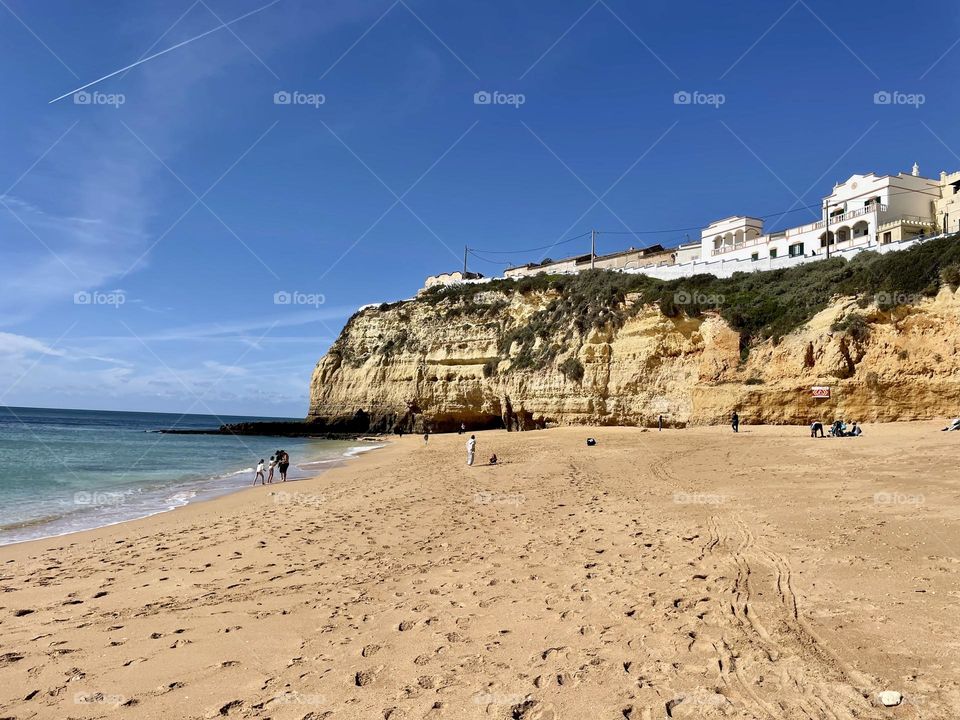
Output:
top-left (49, 0), bottom-right (281, 104)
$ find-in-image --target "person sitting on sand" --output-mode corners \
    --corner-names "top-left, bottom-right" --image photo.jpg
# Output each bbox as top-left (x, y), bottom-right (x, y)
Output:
top-left (850, 422), bottom-right (862, 436)
top-left (466, 435), bottom-right (476, 466)
top-left (829, 420), bottom-right (843, 437)
top-left (267, 456), bottom-right (276, 483)
top-left (810, 421), bottom-right (824, 438)
top-left (942, 418), bottom-right (960, 431)
top-left (489, 453), bottom-right (498, 465)
top-left (253, 459), bottom-right (265, 486)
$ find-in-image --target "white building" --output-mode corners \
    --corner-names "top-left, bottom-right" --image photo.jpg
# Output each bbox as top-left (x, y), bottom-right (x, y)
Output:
top-left (703, 166), bottom-right (940, 264)
top-left (936, 170), bottom-right (960, 235)
top-left (424, 164), bottom-right (959, 290)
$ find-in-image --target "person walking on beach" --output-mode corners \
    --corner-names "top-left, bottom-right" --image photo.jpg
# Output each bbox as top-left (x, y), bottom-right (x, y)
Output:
top-left (459, 422), bottom-right (466, 435)
top-left (277, 450), bottom-right (290, 481)
top-left (466, 435), bottom-right (476, 466)
top-left (253, 459), bottom-right (266, 485)
top-left (658, 414), bottom-right (663, 431)
top-left (267, 455), bottom-right (276, 483)
top-left (731, 411), bottom-right (740, 433)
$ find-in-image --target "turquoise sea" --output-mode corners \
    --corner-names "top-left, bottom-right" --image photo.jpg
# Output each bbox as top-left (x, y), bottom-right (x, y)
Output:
top-left (0, 407), bottom-right (380, 546)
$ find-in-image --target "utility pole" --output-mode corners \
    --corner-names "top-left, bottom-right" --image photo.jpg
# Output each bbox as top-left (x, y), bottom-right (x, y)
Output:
top-left (590, 230), bottom-right (596, 269)
top-left (463, 245), bottom-right (468, 275)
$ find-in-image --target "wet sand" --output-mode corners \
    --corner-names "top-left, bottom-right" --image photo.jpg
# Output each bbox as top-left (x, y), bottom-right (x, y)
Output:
top-left (1, 422), bottom-right (958, 719)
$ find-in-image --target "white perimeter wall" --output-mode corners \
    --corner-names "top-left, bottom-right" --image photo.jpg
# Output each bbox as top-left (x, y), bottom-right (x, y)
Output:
top-left (624, 233), bottom-right (945, 281)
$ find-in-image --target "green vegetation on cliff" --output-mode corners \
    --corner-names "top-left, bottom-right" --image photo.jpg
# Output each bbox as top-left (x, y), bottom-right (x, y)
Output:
top-left (330, 234), bottom-right (960, 372)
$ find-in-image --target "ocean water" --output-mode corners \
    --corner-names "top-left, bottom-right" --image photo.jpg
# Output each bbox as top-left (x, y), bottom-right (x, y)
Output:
top-left (0, 407), bottom-right (381, 546)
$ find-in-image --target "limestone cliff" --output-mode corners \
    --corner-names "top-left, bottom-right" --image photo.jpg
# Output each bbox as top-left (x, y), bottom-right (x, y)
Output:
top-left (307, 283), bottom-right (960, 431)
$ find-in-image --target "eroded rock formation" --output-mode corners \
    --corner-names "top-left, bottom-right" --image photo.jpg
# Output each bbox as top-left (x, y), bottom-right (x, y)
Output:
top-left (307, 287), bottom-right (960, 431)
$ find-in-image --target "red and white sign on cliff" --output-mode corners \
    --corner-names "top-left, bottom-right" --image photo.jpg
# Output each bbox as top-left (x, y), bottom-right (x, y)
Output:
top-left (811, 386), bottom-right (831, 399)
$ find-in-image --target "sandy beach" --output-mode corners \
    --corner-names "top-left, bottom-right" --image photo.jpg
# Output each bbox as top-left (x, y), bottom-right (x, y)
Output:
top-left (1, 423), bottom-right (958, 719)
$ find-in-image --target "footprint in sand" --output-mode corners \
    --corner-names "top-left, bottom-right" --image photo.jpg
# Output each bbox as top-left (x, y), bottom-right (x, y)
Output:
top-left (0, 652), bottom-right (24, 665)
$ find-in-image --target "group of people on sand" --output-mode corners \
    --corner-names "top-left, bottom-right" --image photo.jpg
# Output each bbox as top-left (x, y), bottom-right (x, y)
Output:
top-left (253, 449), bottom-right (290, 485)
top-left (810, 420), bottom-right (862, 437)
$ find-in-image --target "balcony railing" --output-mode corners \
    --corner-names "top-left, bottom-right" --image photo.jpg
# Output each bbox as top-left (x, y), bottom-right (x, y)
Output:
top-left (711, 234), bottom-right (769, 255)
top-left (786, 204), bottom-right (887, 235)
top-left (878, 214), bottom-right (935, 230)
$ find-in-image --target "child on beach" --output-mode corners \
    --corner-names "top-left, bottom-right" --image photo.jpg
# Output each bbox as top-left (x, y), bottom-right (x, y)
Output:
top-left (253, 459), bottom-right (265, 485)
top-left (267, 456), bottom-right (276, 483)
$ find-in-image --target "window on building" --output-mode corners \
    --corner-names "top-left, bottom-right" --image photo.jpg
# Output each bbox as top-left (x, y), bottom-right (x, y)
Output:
top-left (769, 248), bottom-right (778, 258)
top-left (788, 243), bottom-right (804, 257)
top-left (751, 252), bottom-right (759, 261)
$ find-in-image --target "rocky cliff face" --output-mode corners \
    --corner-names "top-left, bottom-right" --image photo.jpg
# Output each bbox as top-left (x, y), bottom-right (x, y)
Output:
top-left (308, 286), bottom-right (960, 431)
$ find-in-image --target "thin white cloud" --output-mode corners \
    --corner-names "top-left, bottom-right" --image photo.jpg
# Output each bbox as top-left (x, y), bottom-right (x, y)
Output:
top-left (0, 332), bottom-right (67, 357)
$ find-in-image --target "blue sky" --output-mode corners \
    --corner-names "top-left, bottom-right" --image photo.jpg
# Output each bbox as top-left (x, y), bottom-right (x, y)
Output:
top-left (1, 0), bottom-right (958, 416)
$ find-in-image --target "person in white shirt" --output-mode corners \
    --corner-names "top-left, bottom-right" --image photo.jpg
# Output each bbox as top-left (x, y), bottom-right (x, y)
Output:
top-left (466, 435), bottom-right (476, 466)
top-left (267, 456), bottom-right (276, 483)
top-left (253, 459), bottom-right (266, 485)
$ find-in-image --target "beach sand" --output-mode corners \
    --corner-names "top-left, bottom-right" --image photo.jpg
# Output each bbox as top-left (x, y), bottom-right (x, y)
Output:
top-left (1, 423), bottom-right (958, 719)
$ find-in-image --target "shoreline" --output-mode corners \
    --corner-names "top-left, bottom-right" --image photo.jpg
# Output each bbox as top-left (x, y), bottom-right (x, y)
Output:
top-left (0, 436), bottom-right (398, 557)
top-left (0, 439), bottom-right (389, 550)
top-left (2, 422), bottom-right (958, 718)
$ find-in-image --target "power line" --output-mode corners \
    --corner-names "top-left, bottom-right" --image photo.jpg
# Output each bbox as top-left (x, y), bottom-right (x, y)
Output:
top-left (464, 182), bottom-right (947, 261)
top-left (466, 231), bottom-right (591, 256)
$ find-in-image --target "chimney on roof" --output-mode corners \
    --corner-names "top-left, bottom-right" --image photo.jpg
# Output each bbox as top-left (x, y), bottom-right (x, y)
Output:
top-left (912, 162), bottom-right (920, 177)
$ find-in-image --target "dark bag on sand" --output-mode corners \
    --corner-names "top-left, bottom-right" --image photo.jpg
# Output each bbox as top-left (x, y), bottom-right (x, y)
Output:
top-left (586, 438), bottom-right (597, 446)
